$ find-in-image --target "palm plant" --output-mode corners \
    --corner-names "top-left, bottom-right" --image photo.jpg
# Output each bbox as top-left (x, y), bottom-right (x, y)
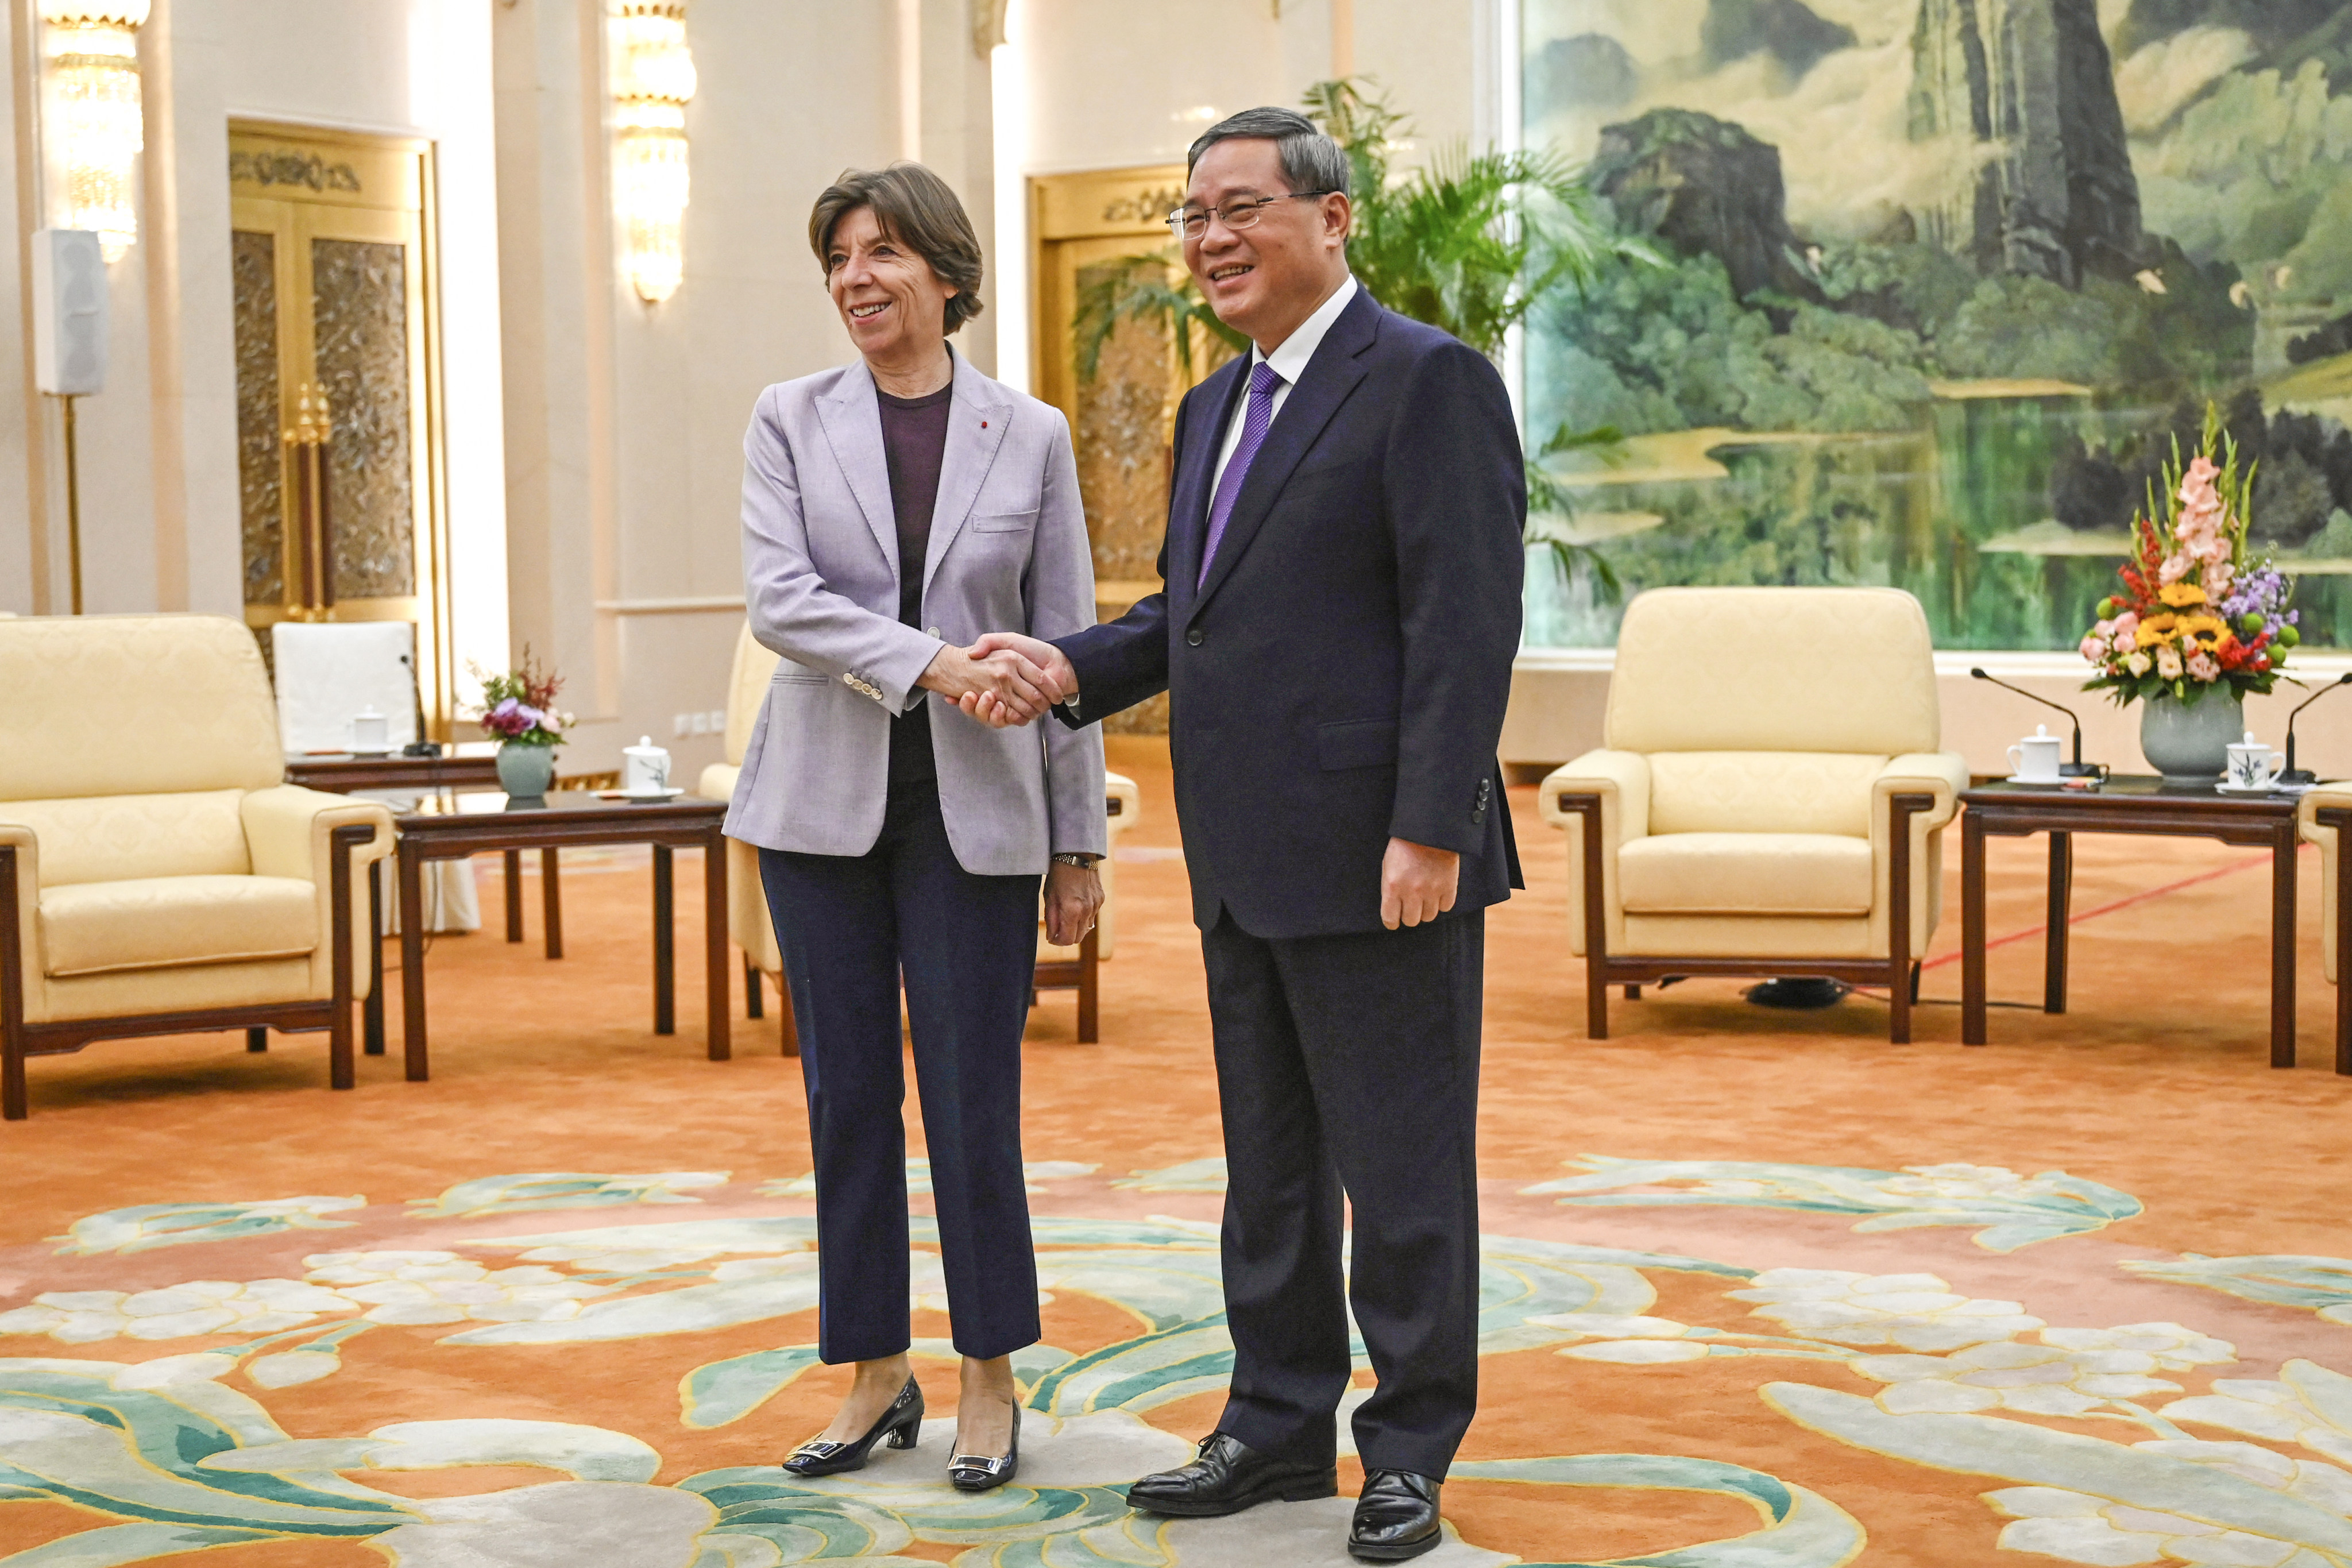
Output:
top-left (1071, 77), bottom-right (1654, 597)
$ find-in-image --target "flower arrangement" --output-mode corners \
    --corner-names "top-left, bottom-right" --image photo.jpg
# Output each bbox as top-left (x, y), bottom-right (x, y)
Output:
top-left (2079, 404), bottom-right (2297, 706)
top-left (468, 650), bottom-right (570, 747)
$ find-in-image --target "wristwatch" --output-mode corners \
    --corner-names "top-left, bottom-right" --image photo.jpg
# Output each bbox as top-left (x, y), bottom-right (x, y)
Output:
top-left (1051, 852), bottom-right (1100, 868)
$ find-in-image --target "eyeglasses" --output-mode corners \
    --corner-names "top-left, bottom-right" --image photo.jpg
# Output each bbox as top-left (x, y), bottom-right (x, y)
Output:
top-left (1166, 191), bottom-right (1337, 241)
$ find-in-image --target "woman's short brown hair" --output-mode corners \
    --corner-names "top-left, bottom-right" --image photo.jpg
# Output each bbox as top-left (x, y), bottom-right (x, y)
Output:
top-left (808, 163), bottom-right (986, 336)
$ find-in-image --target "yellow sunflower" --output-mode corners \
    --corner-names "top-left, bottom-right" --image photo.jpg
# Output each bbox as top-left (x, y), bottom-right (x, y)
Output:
top-left (2159, 581), bottom-right (2208, 608)
top-left (2136, 613), bottom-right (2179, 647)
top-left (2179, 613), bottom-right (2229, 648)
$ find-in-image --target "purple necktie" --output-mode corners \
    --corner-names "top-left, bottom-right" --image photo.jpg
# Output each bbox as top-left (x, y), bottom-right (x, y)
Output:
top-left (1199, 360), bottom-right (1282, 587)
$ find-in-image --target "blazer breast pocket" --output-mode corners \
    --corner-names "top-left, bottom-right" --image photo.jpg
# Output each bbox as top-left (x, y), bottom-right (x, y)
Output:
top-left (1316, 718), bottom-right (1398, 771)
top-left (970, 509), bottom-right (1037, 534)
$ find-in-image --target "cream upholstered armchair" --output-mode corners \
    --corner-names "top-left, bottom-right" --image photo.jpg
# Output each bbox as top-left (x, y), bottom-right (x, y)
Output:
top-left (0, 615), bottom-right (394, 1118)
top-left (1539, 587), bottom-right (1968, 1043)
top-left (2297, 791), bottom-right (2352, 1073)
top-left (701, 622), bottom-right (1142, 1048)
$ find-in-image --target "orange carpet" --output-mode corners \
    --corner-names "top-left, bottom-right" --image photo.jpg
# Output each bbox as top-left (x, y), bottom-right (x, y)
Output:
top-left (5, 736), bottom-right (2352, 1566)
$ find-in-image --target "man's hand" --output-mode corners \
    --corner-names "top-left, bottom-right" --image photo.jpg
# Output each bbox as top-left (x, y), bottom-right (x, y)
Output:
top-left (1044, 858), bottom-right (1104, 947)
top-left (1380, 837), bottom-right (1459, 930)
top-left (918, 642), bottom-right (1058, 723)
top-left (956, 632), bottom-right (1077, 729)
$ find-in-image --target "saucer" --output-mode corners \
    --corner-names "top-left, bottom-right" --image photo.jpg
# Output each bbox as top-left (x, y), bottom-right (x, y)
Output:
top-left (598, 786), bottom-right (685, 801)
top-left (2215, 780), bottom-right (2287, 794)
top-left (2003, 774), bottom-right (2067, 786)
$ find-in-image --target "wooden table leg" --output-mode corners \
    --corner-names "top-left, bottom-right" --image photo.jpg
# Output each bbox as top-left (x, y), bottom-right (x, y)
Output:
top-left (364, 859), bottom-right (385, 1056)
top-left (1962, 809), bottom-right (1988, 1046)
top-left (2273, 822), bottom-right (2299, 1069)
top-left (503, 849), bottom-right (524, 942)
top-left (246, 1027), bottom-right (268, 1052)
top-left (704, 829), bottom-right (730, 1061)
top-left (745, 960), bottom-right (764, 1019)
top-left (2335, 812), bottom-right (2352, 1076)
top-left (399, 843), bottom-right (430, 1081)
top-left (542, 847), bottom-right (563, 959)
top-left (654, 842), bottom-right (676, 1036)
top-left (2045, 830), bottom-right (2072, 1015)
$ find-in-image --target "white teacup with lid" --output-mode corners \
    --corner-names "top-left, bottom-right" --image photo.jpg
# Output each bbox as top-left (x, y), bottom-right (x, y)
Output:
top-left (2226, 730), bottom-right (2284, 790)
top-left (349, 707), bottom-right (391, 755)
top-left (621, 736), bottom-right (672, 795)
top-left (2009, 724), bottom-right (2063, 783)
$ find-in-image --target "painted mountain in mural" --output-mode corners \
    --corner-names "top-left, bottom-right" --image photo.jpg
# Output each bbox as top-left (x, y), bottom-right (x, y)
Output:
top-left (1907, 0), bottom-right (2148, 285)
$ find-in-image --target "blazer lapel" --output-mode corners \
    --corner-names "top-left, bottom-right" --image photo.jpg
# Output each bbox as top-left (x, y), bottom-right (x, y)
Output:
top-left (1193, 290), bottom-right (1381, 612)
top-left (812, 361), bottom-right (899, 574)
top-left (1169, 356), bottom-right (1249, 606)
top-left (923, 350), bottom-right (1013, 597)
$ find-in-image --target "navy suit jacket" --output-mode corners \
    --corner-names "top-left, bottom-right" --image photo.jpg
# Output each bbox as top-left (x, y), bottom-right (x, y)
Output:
top-left (1055, 287), bottom-right (1525, 939)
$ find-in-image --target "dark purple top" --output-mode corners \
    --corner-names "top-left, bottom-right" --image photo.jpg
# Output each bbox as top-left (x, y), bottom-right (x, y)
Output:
top-left (877, 380), bottom-right (953, 784)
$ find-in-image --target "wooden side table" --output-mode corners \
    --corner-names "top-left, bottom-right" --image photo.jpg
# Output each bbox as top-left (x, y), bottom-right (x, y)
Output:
top-left (393, 793), bottom-right (732, 1079)
top-left (1960, 778), bottom-right (2301, 1064)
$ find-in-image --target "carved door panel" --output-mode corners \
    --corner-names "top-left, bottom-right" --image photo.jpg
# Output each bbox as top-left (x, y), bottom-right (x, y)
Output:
top-left (230, 124), bottom-right (450, 736)
top-left (1032, 167), bottom-right (1223, 734)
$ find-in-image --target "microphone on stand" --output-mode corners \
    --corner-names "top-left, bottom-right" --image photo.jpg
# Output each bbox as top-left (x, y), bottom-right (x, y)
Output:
top-left (1969, 667), bottom-right (2103, 777)
top-left (399, 650), bottom-right (441, 758)
top-left (2278, 672), bottom-right (2352, 786)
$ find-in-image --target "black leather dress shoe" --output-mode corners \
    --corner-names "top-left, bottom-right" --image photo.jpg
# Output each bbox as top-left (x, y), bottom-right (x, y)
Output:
top-left (1126, 1431), bottom-right (1338, 1517)
top-left (1349, 1469), bottom-right (1442, 1561)
top-left (779, 1377), bottom-right (922, 1477)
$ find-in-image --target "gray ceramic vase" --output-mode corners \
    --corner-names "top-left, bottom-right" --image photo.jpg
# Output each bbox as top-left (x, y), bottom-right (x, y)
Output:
top-left (2139, 689), bottom-right (2242, 785)
top-left (495, 741), bottom-right (557, 800)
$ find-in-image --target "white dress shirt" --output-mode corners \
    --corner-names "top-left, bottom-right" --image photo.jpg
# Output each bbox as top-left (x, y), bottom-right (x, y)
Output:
top-left (1209, 273), bottom-right (1360, 496)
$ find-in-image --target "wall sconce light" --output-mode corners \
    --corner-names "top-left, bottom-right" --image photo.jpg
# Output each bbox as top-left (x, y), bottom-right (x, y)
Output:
top-left (39, 1), bottom-right (149, 262)
top-left (609, 1), bottom-right (694, 304)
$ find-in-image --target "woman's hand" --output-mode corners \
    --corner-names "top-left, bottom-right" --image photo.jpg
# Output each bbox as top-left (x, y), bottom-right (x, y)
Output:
top-left (918, 642), bottom-right (1060, 723)
top-left (1044, 859), bottom-right (1104, 948)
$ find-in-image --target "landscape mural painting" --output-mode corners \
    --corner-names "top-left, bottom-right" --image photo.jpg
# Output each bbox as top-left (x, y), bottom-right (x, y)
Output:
top-left (1520, 0), bottom-right (2352, 652)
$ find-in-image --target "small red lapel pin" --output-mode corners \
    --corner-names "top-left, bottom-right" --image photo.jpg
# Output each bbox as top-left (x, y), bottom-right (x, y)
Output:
top-left (981, 420), bottom-right (988, 428)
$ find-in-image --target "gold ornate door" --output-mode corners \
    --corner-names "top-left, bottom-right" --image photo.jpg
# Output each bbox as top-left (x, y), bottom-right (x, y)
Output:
top-left (230, 123), bottom-right (451, 736)
top-left (1031, 165), bottom-right (1216, 733)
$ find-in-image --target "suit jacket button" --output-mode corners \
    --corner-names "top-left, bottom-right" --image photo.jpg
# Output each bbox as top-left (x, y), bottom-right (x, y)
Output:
top-left (1185, 628), bottom-right (1204, 647)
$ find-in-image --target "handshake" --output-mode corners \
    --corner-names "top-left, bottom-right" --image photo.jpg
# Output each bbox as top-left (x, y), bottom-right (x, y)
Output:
top-left (916, 632), bottom-right (1079, 729)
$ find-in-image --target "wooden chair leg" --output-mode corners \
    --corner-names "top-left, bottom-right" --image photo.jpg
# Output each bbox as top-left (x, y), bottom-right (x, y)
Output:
top-left (1076, 928), bottom-right (1100, 1044)
top-left (329, 827), bottom-right (369, 1091)
top-left (1, 844), bottom-right (25, 1121)
top-left (1886, 794), bottom-right (1929, 1046)
top-left (1568, 798), bottom-right (1611, 1040)
top-left (744, 959), bottom-right (764, 1019)
top-left (246, 1027), bottom-right (269, 1053)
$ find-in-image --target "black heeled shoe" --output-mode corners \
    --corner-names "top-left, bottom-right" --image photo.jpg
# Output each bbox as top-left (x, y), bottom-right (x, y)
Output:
top-left (947, 1405), bottom-right (1020, 1492)
top-left (780, 1377), bottom-right (923, 1477)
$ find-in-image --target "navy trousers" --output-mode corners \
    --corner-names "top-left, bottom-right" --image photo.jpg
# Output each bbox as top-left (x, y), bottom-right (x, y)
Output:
top-left (758, 778), bottom-right (1043, 1364)
top-left (1202, 907), bottom-right (1485, 1481)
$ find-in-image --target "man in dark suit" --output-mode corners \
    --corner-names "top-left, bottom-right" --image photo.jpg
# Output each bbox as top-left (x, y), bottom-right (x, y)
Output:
top-left (965, 105), bottom-right (1522, 1562)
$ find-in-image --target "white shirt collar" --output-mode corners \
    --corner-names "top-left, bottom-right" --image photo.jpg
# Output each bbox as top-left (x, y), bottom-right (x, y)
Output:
top-left (1253, 273), bottom-right (1358, 386)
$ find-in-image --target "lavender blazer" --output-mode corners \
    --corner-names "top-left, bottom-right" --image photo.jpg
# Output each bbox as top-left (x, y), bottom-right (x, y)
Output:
top-left (722, 351), bottom-right (1106, 875)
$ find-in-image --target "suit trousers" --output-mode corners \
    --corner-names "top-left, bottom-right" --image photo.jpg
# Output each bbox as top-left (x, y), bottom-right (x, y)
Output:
top-left (1202, 907), bottom-right (1484, 1480)
top-left (758, 778), bottom-right (1043, 1364)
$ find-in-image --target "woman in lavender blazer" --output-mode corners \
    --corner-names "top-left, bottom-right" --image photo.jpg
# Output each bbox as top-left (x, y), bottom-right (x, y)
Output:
top-left (722, 163), bottom-right (1104, 1492)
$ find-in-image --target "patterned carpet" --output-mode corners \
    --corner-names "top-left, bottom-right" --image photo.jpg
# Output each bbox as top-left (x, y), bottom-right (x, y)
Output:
top-left (4, 737), bottom-right (2351, 1566)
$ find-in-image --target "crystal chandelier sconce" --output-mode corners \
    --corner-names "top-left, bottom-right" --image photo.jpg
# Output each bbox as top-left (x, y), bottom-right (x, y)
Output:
top-left (39, 1), bottom-right (149, 261)
top-left (609, 1), bottom-right (695, 304)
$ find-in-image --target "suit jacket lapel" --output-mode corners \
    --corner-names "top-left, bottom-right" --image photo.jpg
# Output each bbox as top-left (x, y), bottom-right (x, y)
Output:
top-left (1170, 356), bottom-right (1249, 605)
top-left (1194, 290), bottom-right (1381, 612)
top-left (812, 361), bottom-right (899, 574)
top-left (923, 350), bottom-right (1013, 597)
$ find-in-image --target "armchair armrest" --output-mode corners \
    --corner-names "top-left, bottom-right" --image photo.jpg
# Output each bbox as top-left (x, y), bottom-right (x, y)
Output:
top-left (0, 824), bottom-right (38, 1036)
top-left (1540, 750), bottom-right (1651, 844)
top-left (1104, 771), bottom-right (1142, 845)
top-left (1868, 751), bottom-right (1969, 959)
top-left (700, 762), bottom-right (741, 804)
top-left (2300, 786), bottom-right (2352, 984)
top-left (241, 786), bottom-right (395, 882)
top-left (1872, 752), bottom-right (1968, 829)
top-left (1540, 750), bottom-right (1650, 962)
